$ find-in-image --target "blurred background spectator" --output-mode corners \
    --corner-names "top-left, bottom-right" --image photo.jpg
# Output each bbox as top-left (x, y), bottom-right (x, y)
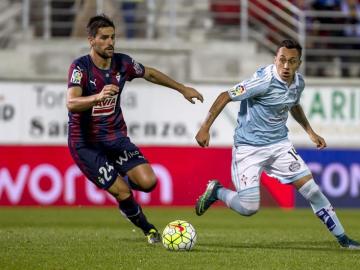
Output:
top-left (340, 0), bottom-right (360, 76)
top-left (342, 0), bottom-right (360, 38)
top-left (51, 0), bottom-right (76, 36)
top-left (71, 0), bottom-right (125, 37)
top-left (121, 0), bottom-right (144, 38)
top-left (0, 0), bottom-right (359, 79)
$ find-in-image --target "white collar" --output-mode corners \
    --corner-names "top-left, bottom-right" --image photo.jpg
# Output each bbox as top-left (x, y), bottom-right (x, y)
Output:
top-left (272, 64), bottom-right (299, 87)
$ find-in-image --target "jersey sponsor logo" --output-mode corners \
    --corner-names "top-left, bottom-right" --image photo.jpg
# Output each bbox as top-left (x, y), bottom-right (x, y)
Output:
top-left (132, 59), bottom-right (143, 75)
top-left (70, 66), bottom-right (83, 84)
top-left (92, 95), bottom-right (118, 116)
top-left (116, 72), bottom-right (121, 82)
top-left (115, 150), bottom-right (143, 166)
top-left (230, 84), bottom-right (246, 97)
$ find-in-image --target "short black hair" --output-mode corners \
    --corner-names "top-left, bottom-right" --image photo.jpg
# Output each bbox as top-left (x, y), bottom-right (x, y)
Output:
top-left (86, 14), bottom-right (115, 37)
top-left (276, 39), bottom-right (302, 58)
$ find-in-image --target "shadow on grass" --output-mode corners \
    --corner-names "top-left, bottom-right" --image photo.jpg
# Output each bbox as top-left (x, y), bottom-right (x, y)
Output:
top-left (197, 240), bottom-right (359, 253)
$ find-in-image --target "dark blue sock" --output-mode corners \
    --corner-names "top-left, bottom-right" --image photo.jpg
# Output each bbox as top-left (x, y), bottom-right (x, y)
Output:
top-left (118, 194), bottom-right (154, 234)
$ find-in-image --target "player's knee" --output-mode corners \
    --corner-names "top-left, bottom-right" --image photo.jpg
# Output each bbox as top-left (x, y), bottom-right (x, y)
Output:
top-left (141, 175), bottom-right (157, 193)
top-left (240, 209), bottom-right (258, 216)
top-left (230, 194), bottom-right (259, 217)
top-left (142, 179), bottom-right (157, 193)
top-left (233, 187), bottom-right (260, 216)
top-left (238, 202), bottom-right (259, 216)
top-left (242, 205), bottom-right (259, 216)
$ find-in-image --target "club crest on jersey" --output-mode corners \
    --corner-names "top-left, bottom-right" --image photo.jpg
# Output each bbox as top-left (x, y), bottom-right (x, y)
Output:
top-left (289, 161), bottom-right (301, 172)
top-left (70, 66), bottom-right (83, 84)
top-left (132, 59), bottom-right (143, 75)
top-left (116, 72), bottom-right (121, 82)
top-left (92, 95), bottom-right (118, 116)
top-left (230, 85), bottom-right (246, 97)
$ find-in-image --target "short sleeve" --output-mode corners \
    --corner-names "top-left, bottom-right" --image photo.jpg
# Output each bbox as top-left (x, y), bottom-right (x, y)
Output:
top-left (228, 79), bottom-right (270, 102)
top-left (122, 54), bottom-right (145, 81)
top-left (228, 83), bottom-right (247, 100)
top-left (228, 66), bottom-right (272, 101)
top-left (67, 61), bottom-right (87, 89)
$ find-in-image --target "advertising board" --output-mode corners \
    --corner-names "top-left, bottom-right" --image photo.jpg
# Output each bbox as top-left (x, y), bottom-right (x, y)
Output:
top-left (1, 82), bottom-right (360, 147)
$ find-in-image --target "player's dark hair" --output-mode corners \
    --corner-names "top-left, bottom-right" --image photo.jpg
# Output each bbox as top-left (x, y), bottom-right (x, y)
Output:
top-left (276, 39), bottom-right (302, 58)
top-left (86, 14), bottom-right (115, 37)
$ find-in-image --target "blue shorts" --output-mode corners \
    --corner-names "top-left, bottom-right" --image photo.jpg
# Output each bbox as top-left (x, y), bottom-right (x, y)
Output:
top-left (68, 137), bottom-right (148, 189)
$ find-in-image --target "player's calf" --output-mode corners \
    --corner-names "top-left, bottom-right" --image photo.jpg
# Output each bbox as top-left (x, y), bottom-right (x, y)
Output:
top-left (118, 193), bottom-right (160, 244)
top-left (298, 179), bottom-right (360, 249)
top-left (298, 179), bottom-right (345, 236)
top-left (124, 175), bottom-right (157, 193)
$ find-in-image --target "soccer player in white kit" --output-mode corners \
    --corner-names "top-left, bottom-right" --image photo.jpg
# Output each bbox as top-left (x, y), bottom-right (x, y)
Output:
top-left (195, 39), bottom-right (359, 249)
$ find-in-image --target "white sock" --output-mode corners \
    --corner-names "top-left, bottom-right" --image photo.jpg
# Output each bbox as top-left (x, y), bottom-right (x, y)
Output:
top-left (298, 179), bottom-right (345, 238)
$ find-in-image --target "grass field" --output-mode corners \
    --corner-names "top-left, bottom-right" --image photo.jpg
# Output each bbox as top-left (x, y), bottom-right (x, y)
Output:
top-left (1, 207), bottom-right (359, 270)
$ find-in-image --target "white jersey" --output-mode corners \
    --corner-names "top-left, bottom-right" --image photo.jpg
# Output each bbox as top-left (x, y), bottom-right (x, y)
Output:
top-left (228, 64), bottom-right (305, 146)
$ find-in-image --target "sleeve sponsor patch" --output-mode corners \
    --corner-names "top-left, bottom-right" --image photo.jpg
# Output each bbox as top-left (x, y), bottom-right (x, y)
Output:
top-left (70, 67), bottom-right (83, 84)
top-left (229, 84), bottom-right (246, 97)
top-left (132, 59), bottom-right (143, 75)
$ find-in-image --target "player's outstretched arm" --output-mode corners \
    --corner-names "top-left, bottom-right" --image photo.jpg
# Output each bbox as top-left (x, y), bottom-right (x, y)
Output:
top-left (143, 66), bottom-right (203, 104)
top-left (290, 104), bottom-right (327, 149)
top-left (67, 84), bottom-right (119, 112)
top-left (196, 91), bottom-right (231, 147)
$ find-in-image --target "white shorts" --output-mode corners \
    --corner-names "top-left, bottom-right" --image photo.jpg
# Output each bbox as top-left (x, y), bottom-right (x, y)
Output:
top-left (231, 139), bottom-right (311, 192)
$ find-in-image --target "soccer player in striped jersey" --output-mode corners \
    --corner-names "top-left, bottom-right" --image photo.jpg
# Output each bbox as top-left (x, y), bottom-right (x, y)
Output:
top-left (195, 39), bottom-right (359, 249)
top-left (66, 14), bottom-right (203, 244)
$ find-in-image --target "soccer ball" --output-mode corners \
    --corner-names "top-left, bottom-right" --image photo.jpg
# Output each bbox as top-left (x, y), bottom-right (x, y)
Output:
top-left (162, 220), bottom-right (197, 251)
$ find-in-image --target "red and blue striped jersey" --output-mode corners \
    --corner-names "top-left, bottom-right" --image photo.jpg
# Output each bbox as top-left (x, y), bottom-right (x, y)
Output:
top-left (67, 53), bottom-right (145, 142)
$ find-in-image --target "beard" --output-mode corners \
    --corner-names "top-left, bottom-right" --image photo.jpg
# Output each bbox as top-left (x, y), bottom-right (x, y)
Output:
top-left (95, 47), bottom-right (113, 59)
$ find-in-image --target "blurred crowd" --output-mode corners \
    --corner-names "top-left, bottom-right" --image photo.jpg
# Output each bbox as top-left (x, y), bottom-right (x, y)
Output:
top-left (23, 0), bottom-right (360, 77)
top-left (210, 0), bottom-right (360, 77)
top-left (211, 0), bottom-right (360, 36)
top-left (33, 0), bottom-right (360, 39)
top-left (309, 0), bottom-right (360, 76)
top-left (30, 0), bottom-right (145, 38)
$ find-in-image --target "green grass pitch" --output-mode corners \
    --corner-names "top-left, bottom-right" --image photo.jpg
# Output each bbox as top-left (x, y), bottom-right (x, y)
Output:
top-left (1, 207), bottom-right (359, 270)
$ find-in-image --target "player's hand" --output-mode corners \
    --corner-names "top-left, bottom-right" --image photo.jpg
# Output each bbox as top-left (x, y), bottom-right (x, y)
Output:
top-left (310, 132), bottom-right (327, 149)
top-left (195, 127), bottom-right (210, 147)
top-left (182, 87), bottom-right (204, 104)
top-left (96, 84), bottom-right (119, 102)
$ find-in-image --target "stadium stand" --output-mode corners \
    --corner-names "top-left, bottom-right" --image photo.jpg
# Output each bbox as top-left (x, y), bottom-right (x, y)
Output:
top-left (0, 0), bottom-right (359, 82)
top-left (0, 0), bottom-right (22, 47)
